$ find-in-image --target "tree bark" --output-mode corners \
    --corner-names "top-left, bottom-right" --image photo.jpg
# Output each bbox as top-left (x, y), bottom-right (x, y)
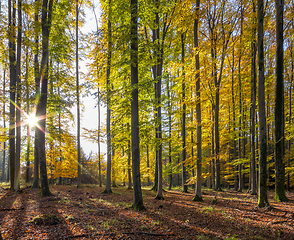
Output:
top-left (104, 0), bottom-right (112, 194)
top-left (231, 47), bottom-right (238, 191)
top-left (193, 0), bottom-right (202, 201)
top-left (76, 0), bottom-right (81, 188)
top-left (14, 0), bottom-right (22, 191)
top-left (274, 0), bottom-right (288, 201)
top-left (257, 0), bottom-right (269, 208)
top-left (167, 77), bottom-right (172, 190)
top-left (127, 124), bottom-right (132, 189)
top-left (36, 0), bottom-right (53, 196)
top-left (287, 43), bottom-right (293, 191)
top-left (32, 0), bottom-right (40, 189)
top-left (25, 47), bottom-right (30, 183)
top-left (250, 0), bottom-right (257, 195)
top-left (8, 0), bottom-right (16, 191)
top-left (238, 2), bottom-right (243, 192)
top-left (181, 33), bottom-right (188, 194)
top-left (154, 0), bottom-right (163, 200)
top-left (2, 69), bottom-right (6, 182)
top-left (131, 0), bottom-right (144, 210)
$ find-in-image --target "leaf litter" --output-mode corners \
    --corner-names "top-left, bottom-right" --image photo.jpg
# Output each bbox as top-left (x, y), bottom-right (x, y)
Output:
top-left (0, 185), bottom-right (293, 239)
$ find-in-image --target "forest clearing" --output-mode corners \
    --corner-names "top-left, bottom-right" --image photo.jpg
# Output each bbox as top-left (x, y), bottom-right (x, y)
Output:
top-left (0, 184), bottom-right (294, 239)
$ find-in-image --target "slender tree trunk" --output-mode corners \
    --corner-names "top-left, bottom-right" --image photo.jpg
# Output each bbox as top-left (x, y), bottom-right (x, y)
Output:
top-left (58, 84), bottom-right (62, 184)
top-left (231, 47), bottom-right (238, 191)
top-left (287, 43), bottom-right (293, 191)
top-left (104, 0), bottom-right (112, 194)
top-left (131, 0), bottom-right (144, 210)
top-left (211, 104), bottom-right (215, 189)
top-left (14, 0), bottom-right (22, 191)
top-left (274, 0), bottom-right (288, 201)
top-left (37, 0), bottom-right (53, 196)
top-left (154, 0), bottom-right (163, 200)
top-left (193, 0), bottom-right (202, 201)
top-left (32, 0), bottom-right (40, 189)
top-left (250, 0), bottom-right (257, 195)
top-left (2, 69), bottom-right (6, 182)
top-left (8, 0), bottom-right (16, 191)
top-left (92, 1), bottom-right (102, 188)
top-left (147, 145), bottom-right (150, 186)
top-left (257, 0), bottom-right (269, 207)
top-left (167, 77), bottom-right (172, 190)
top-left (98, 86), bottom-right (101, 187)
top-left (127, 124), bottom-right (132, 189)
top-left (238, 3), bottom-right (243, 192)
top-left (181, 33), bottom-right (188, 193)
top-left (49, 59), bottom-right (54, 185)
top-left (25, 47), bottom-right (30, 183)
top-left (76, 0), bottom-right (81, 188)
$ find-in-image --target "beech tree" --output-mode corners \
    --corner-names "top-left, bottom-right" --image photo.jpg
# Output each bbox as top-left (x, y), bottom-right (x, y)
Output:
top-left (36, 0), bottom-right (54, 196)
top-left (274, 0), bottom-right (288, 202)
top-left (131, 0), bottom-right (144, 211)
top-left (193, 0), bottom-right (202, 201)
top-left (104, 0), bottom-right (112, 194)
top-left (8, 0), bottom-right (16, 191)
top-left (257, 0), bottom-right (269, 208)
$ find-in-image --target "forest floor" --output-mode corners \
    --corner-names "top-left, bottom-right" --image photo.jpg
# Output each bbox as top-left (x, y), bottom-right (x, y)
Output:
top-left (0, 184), bottom-right (294, 239)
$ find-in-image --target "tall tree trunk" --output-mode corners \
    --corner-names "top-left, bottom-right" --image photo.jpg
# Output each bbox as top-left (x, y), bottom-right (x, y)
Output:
top-left (32, 0), bottom-right (40, 189)
top-left (58, 85), bottom-right (62, 184)
top-left (238, 2), bottom-right (243, 192)
top-left (2, 69), bottom-right (6, 182)
top-left (181, 33), bottom-right (188, 193)
top-left (98, 84), bottom-right (101, 187)
top-left (287, 43), bottom-right (293, 191)
top-left (250, 0), bottom-right (257, 195)
top-left (211, 104), bottom-right (215, 189)
top-left (193, 0), bottom-right (202, 201)
top-left (8, 0), bottom-right (16, 191)
top-left (76, 0), bottom-right (81, 188)
top-left (36, 0), bottom-right (53, 196)
top-left (167, 77), bottom-right (172, 190)
top-left (14, 0), bottom-right (22, 191)
top-left (130, 0), bottom-right (144, 210)
top-left (25, 47), bottom-right (30, 183)
top-left (92, 0), bottom-right (102, 188)
top-left (147, 145), bottom-right (150, 186)
top-left (231, 47), bottom-right (238, 191)
top-left (104, 0), bottom-right (112, 194)
top-left (127, 124), bottom-right (132, 189)
top-left (274, 0), bottom-right (288, 201)
top-left (154, 0), bottom-right (163, 200)
top-left (257, 0), bottom-right (269, 208)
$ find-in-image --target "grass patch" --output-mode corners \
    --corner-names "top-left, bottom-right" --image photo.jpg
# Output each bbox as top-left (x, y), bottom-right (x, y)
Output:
top-left (30, 214), bottom-right (60, 225)
top-left (102, 219), bottom-right (120, 230)
top-left (140, 225), bottom-right (149, 231)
